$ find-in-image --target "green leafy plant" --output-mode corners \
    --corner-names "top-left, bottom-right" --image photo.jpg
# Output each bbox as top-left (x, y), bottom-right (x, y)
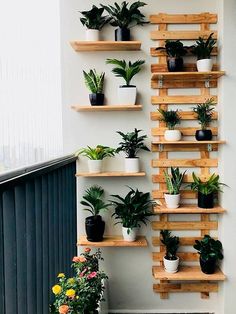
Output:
top-left (158, 109), bottom-right (181, 130)
top-left (116, 128), bottom-right (150, 158)
top-left (75, 145), bottom-right (116, 160)
top-left (156, 40), bottom-right (191, 58)
top-left (190, 173), bottom-right (226, 195)
top-left (80, 5), bottom-right (110, 30)
top-left (194, 235), bottom-right (223, 262)
top-left (101, 1), bottom-right (148, 29)
top-left (160, 230), bottom-right (179, 260)
top-left (192, 33), bottom-right (216, 60)
top-left (80, 185), bottom-right (111, 216)
top-left (193, 99), bottom-right (215, 130)
top-left (83, 70), bottom-right (105, 94)
top-left (106, 59), bottom-right (145, 86)
top-left (164, 167), bottom-right (186, 195)
top-left (111, 187), bottom-right (154, 232)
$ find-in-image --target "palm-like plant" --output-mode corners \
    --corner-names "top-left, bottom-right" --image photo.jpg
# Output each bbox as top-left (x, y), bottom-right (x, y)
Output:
top-left (106, 59), bottom-right (145, 86)
top-left (80, 5), bottom-right (110, 30)
top-left (111, 187), bottom-right (154, 232)
top-left (116, 128), bottom-right (150, 158)
top-left (160, 230), bottom-right (179, 260)
top-left (83, 70), bottom-right (105, 94)
top-left (164, 167), bottom-right (186, 195)
top-left (192, 33), bottom-right (216, 60)
top-left (193, 99), bottom-right (215, 130)
top-left (75, 145), bottom-right (116, 160)
top-left (101, 1), bottom-right (148, 29)
top-left (80, 185), bottom-right (111, 216)
top-left (158, 109), bottom-right (181, 130)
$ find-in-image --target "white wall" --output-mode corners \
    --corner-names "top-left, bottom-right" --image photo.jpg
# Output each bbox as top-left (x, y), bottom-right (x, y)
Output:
top-left (60, 1), bottom-right (228, 313)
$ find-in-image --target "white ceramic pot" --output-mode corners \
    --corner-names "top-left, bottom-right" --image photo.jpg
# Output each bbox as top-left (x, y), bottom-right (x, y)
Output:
top-left (196, 59), bottom-right (213, 72)
top-left (125, 158), bottom-right (139, 173)
top-left (163, 256), bottom-right (179, 273)
top-left (86, 29), bottom-right (99, 41)
top-left (88, 160), bottom-right (102, 173)
top-left (164, 130), bottom-right (182, 141)
top-left (122, 227), bottom-right (137, 242)
top-left (164, 193), bottom-right (180, 209)
top-left (118, 86), bottom-right (137, 105)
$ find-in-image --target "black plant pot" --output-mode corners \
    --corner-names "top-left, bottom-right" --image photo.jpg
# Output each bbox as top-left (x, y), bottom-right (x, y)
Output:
top-left (85, 215), bottom-right (105, 242)
top-left (195, 129), bottom-right (213, 141)
top-left (115, 27), bottom-right (130, 41)
top-left (200, 256), bottom-right (217, 274)
top-left (198, 192), bottom-right (214, 209)
top-left (167, 57), bottom-right (184, 72)
top-left (89, 93), bottom-right (104, 106)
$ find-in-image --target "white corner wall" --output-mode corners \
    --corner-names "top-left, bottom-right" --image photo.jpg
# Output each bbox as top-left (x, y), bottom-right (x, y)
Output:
top-left (59, 1), bottom-right (232, 313)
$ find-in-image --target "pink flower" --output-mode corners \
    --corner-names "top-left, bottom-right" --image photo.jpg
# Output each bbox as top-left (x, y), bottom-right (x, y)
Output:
top-left (84, 247), bottom-right (91, 253)
top-left (72, 256), bottom-right (87, 263)
top-left (87, 271), bottom-right (97, 279)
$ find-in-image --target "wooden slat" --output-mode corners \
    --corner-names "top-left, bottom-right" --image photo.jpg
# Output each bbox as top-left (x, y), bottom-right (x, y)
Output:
top-left (152, 221), bottom-right (218, 231)
top-left (152, 266), bottom-right (225, 281)
top-left (71, 105), bottom-right (142, 112)
top-left (77, 235), bottom-right (147, 247)
top-left (152, 140), bottom-right (225, 145)
top-left (152, 71), bottom-right (225, 81)
top-left (152, 143), bottom-right (219, 152)
top-left (153, 283), bottom-right (218, 293)
top-left (153, 205), bottom-right (225, 214)
top-left (150, 13), bottom-right (217, 24)
top-left (70, 41), bottom-right (141, 52)
top-left (152, 127), bottom-right (218, 137)
top-left (153, 251), bottom-right (198, 262)
top-left (150, 47), bottom-right (218, 57)
top-left (151, 111), bottom-right (218, 121)
top-left (152, 236), bottom-right (212, 247)
top-left (76, 172), bottom-right (146, 177)
top-left (151, 63), bottom-right (218, 73)
top-left (151, 95), bottom-right (217, 105)
top-left (152, 190), bottom-right (196, 199)
top-left (152, 158), bottom-right (218, 168)
top-left (151, 80), bottom-right (217, 89)
top-left (152, 174), bottom-right (213, 183)
top-left (150, 30), bottom-right (217, 40)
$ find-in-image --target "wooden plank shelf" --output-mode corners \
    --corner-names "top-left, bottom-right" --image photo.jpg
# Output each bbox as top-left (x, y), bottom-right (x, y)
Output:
top-left (151, 111), bottom-right (218, 121)
top-left (153, 282), bottom-right (219, 294)
top-left (150, 30), bottom-right (217, 41)
top-left (152, 140), bottom-right (226, 145)
top-left (152, 221), bottom-right (218, 231)
top-left (153, 205), bottom-right (226, 214)
top-left (70, 41), bottom-right (141, 52)
top-left (71, 105), bottom-right (142, 112)
top-left (152, 266), bottom-right (226, 281)
top-left (151, 95), bottom-right (217, 105)
top-left (76, 171), bottom-right (146, 177)
top-left (77, 235), bottom-right (148, 247)
top-left (150, 13), bottom-right (218, 24)
top-left (151, 71), bottom-right (225, 82)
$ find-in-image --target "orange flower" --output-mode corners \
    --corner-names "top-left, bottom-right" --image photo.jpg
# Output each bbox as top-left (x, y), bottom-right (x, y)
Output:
top-left (72, 256), bottom-right (80, 262)
top-left (79, 256), bottom-right (87, 262)
top-left (59, 304), bottom-right (69, 314)
top-left (84, 247), bottom-right (91, 253)
top-left (72, 256), bottom-right (87, 263)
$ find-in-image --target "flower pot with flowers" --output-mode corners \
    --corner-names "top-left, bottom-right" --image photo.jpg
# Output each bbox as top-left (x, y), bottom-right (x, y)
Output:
top-left (51, 248), bottom-right (108, 314)
top-left (116, 128), bottom-right (150, 173)
top-left (75, 145), bottom-right (116, 173)
top-left (81, 185), bottom-right (111, 242)
top-left (111, 187), bottom-right (154, 241)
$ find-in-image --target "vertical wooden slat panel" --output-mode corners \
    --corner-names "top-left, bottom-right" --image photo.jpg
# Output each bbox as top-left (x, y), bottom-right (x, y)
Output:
top-left (3, 189), bottom-right (17, 314)
top-left (15, 184), bottom-right (27, 314)
top-left (0, 194), bottom-right (5, 313)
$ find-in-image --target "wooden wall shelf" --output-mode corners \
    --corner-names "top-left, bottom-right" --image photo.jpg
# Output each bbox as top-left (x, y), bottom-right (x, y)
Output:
top-left (152, 140), bottom-right (225, 145)
top-left (151, 71), bottom-right (225, 82)
top-left (76, 172), bottom-right (146, 178)
top-left (153, 205), bottom-right (226, 214)
top-left (71, 105), bottom-right (142, 112)
top-left (70, 41), bottom-right (142, 52)
top-left (78, 235), bottom-right (148, 247)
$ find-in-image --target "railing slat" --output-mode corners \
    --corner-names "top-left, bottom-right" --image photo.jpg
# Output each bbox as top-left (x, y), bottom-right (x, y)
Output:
top-left (0, 194), bottom-right (5, 313)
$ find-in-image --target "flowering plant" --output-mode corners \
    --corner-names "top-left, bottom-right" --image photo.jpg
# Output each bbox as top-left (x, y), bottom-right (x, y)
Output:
top-left (50, 248), bottom-right (107, 314)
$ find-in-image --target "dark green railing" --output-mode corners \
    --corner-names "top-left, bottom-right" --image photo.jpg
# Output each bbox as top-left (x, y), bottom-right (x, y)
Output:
top-left (0, 156), bottom-right (77, 314)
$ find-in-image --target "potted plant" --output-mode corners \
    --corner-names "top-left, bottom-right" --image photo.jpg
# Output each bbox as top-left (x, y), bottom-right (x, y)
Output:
top-left (193, 99), bottom-right (215, 141)
top-left (80, 5), bottom-right (110, 41)
top-left (102, 1), bottom-right (148, 41)
top-left (75, 145), bottom-right (116, 173)
top-left (80, 185), bottom-right (111, 242)
top-left (106, 58), bottom-right (145, 105)
top-left (190, 173), bottom-right (226, 208)
top-left (111, 187), bottom-right (154, 242)
top-left (193, 235), bottom-right (223, 274)
top-left (192, 33), bottom-right (216, 72)
top-left (83, 69), bottom-right (105, 106)
top-left (116, 128), bottom-right (150, 173)
top-left (160, 230), bottom-right (180, 273)
top-left (158, 109), bottom-right (181, 141)
top-left (164, 167), bottom-right (186, 209)
top-left (51, 249), bottom-right (108, 313)
top-left (156, 40), bottom-right (190, 72)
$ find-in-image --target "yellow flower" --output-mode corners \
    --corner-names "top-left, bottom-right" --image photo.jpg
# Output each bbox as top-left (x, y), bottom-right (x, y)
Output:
top-left (76, 296), bottom-right (79, 299)
top-left (66, 289), bottom-right (76, 298)
top-left (57, 273), bottom-right (65, 278)
top-left (52, 285), bottom-right (62, 295)
top-left (67, 278), bottom-right (75, 285)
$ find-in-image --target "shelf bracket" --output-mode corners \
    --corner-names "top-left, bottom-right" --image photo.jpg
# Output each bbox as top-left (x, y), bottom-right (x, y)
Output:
top-left (159, 144), bottom-right (164, 152)
top-left (205, 78), bottom-right (210, 88)
top-left (158, 75), bottom-right (163, 88)
top-left (207, 144), bottom-right (213, 152)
